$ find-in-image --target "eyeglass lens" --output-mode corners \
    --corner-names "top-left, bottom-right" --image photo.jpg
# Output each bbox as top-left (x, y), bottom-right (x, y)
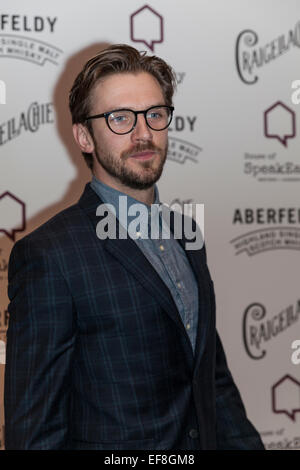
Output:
top-left (107, 107), bottom-right (172, 134)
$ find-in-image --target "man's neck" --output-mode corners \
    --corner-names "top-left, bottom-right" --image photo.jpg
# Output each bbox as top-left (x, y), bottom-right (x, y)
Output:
top-left (92, 172), bottom-right (155, 206)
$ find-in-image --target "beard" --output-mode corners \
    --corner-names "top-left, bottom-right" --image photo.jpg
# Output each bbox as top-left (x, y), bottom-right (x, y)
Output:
top-left (93, 139), bottom-right (168, 190)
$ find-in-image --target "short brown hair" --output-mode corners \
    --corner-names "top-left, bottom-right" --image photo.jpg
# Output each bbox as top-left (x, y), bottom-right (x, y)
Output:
top-left (69, 44), bottom-right (177, 170)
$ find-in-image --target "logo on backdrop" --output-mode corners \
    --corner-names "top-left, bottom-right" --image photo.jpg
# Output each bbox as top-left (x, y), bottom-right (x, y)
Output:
top-left (0, 248), bottom-right (8, 279)
top-left (0, 14), bottom-right (63, 65)
top-left (168, 137), bottom-right (202, 164)
top-left (130, 5), bottom-right (163, 52)
top-left (271, 375), bottom-right (300, 421)
top-left (230, 207), bottom-right (300, 255)
top-left (175, 72), bottom-right (186, 85)
top-left (0, 303), bottom-right (8, 323)
top-left (235, 21), bottom-right (300, 84)
top-left (242, 301), bottom-right (300, 360)
top-left (0, 191), bottom-right (26, 241)
top-left (167, 114), bottom-right (202, 164)
top-left (264, 101), bottom-right (296, 147)
top-left (261, 428), bottom-right (300, 450)
top-left (0, 101), bottom-right (54, 145)
top-left (243, 101), bottom-right (299, 182)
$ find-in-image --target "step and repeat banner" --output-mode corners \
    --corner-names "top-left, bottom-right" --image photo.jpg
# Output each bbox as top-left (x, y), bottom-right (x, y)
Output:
top-left (0, 0), bottom-right (300, 450)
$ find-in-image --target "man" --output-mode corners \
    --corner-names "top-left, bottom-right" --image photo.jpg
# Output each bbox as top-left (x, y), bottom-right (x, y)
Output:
top-left (4, 44), bottom-right (264, 450)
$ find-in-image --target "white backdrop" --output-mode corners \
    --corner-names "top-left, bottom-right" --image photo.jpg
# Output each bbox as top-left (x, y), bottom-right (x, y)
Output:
top-left (0, 0), bottom-right (300, 450)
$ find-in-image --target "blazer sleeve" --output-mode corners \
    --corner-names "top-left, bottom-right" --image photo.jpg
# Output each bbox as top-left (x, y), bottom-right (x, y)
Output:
top-left (4, 236), bottom-right (76, 449)
top-left (215, 330), bottom-right (265, 450)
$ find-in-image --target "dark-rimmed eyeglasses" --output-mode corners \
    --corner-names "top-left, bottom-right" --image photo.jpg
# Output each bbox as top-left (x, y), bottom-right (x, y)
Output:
top-left (85, 105), bottom-right (174, 135)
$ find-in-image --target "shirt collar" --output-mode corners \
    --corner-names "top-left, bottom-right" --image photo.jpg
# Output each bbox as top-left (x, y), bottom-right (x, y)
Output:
top-left (90, 175), bottom-right (161, 239)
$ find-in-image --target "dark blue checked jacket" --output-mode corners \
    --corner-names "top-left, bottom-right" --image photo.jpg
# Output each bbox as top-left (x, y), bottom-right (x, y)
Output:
top-left (4, 183), bottom-right (265, 450)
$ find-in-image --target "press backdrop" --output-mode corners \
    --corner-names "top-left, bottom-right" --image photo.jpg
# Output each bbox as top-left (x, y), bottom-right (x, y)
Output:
top-left (1, 0), bottom-right (300, 450)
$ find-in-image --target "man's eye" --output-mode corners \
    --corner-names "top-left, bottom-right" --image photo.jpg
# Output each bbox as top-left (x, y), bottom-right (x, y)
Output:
top-left (148, 112), bottom-right (161, 119)
top-left (110, 115), bottom-right (127, 123)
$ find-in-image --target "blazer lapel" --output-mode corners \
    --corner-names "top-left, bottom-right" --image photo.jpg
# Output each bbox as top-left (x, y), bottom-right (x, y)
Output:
top-left (168, 209), bottom-right (212, 371)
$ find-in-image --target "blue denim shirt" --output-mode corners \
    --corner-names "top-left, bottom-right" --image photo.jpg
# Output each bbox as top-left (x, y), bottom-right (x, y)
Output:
top-left (90, 176), bottom-right (199, 353)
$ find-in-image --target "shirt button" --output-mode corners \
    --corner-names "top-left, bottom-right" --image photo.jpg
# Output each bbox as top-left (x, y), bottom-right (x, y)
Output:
top-left (189, 429), bottom-right (198, 439)
top-left (159, 244), bottom-right (164, 251)
top-left (186, 323), bottom-right (191, 330)
top-left (177, 282), bottom-right (181, 288)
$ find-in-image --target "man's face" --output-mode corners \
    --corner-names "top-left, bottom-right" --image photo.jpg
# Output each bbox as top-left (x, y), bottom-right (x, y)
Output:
top-left (87, 72), bottom-right (169, 190)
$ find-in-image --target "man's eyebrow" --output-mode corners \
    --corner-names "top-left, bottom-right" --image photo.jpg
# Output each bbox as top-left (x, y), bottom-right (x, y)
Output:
top-left (106, 103), bottom-right (166, 112)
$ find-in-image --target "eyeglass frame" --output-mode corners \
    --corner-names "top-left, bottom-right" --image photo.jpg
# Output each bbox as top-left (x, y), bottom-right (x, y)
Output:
top-left (84, 105), bottom-right (175, 135)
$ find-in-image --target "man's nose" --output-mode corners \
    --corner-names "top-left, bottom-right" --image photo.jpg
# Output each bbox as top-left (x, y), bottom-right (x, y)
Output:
top-left (131, 113), bottom-right (153, 142)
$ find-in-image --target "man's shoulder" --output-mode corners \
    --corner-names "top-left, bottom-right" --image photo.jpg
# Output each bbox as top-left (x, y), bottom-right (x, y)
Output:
top-left (12, 199), bottom-right (90, 257)
top-left (15, 183), bottom-right (99, 249)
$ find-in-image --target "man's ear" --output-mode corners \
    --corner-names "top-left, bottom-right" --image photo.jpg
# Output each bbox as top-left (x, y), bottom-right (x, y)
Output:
top-left (72, 123), bottom-right (95, 153)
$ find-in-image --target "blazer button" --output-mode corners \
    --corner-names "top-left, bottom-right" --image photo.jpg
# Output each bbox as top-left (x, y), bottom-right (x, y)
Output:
top-left (189, 428), bottom-right (198, 439)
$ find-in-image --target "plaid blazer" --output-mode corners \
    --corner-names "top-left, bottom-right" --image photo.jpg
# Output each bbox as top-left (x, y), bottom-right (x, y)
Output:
top-left (4, 183), bottom-right (264, 450)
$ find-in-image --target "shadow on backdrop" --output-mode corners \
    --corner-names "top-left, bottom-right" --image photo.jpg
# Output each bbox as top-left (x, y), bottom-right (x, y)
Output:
top-left (0, 42), bottom-right (112, 450)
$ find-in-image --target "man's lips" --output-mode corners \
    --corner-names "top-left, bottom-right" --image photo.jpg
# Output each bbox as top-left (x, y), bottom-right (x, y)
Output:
top-left (130, 151), bottom-right (157, 160)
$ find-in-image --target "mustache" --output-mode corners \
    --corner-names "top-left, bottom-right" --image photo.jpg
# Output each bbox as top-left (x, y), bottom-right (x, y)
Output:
top-left (121, 142), bottom-right (164, 159)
